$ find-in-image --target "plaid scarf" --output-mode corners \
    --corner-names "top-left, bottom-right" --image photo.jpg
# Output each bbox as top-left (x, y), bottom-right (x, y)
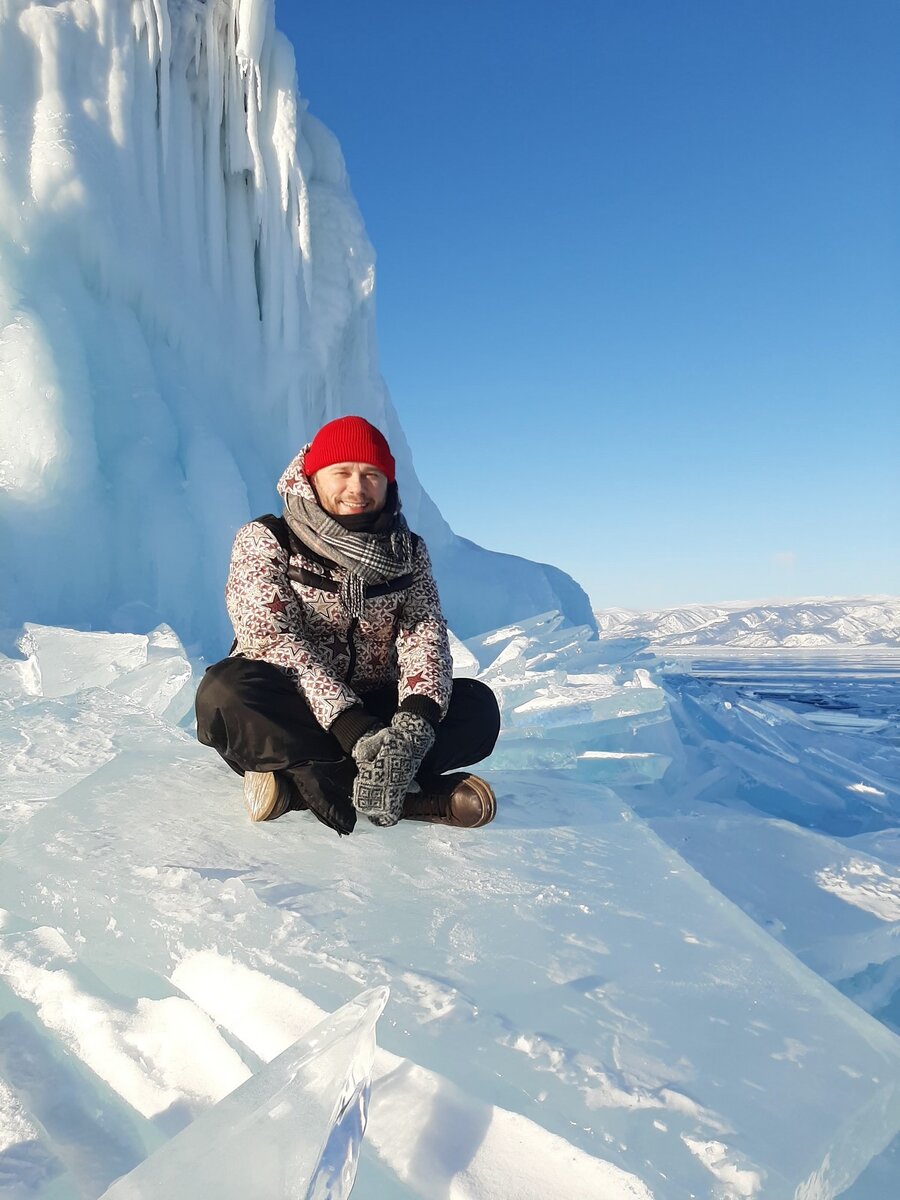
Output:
top-left (282, 485), bottom-right (414, 619)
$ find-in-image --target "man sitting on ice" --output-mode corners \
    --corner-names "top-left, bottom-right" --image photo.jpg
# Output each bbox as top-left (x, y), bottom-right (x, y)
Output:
top-left (195, 415), bottom-right (500, 836)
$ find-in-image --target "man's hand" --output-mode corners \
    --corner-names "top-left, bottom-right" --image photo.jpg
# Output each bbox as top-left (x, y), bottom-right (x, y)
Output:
top-left (351, 712), bottom-right (436, 826)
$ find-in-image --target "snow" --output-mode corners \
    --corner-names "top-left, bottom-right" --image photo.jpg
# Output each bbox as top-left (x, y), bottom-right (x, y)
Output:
top-left (597, 597), bottom-right (900, 647)
top-left (0, 0), bottom-right (594, 655)
top-left (815, 861), bottom-right (900, 923)
top-left (1, 619), bottom-right (899, 1197)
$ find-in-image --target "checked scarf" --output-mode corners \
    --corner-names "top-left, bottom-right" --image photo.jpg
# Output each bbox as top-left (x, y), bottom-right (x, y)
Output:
top-left (282, 482), bottom-right (415, 619)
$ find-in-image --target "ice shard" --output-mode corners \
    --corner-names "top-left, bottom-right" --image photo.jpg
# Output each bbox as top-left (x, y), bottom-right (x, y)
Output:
top-left (98, 987), bottom-right (388, 1200)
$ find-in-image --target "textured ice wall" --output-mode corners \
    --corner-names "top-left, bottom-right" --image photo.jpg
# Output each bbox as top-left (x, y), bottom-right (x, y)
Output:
top-left (0, 0), bottom-right (595, 653)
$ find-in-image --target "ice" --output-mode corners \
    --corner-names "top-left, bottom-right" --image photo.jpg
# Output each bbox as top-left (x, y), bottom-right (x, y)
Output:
top-left (459, 618), bottom-right (666, 753)
top-left (479, 635), bottom-right (531, 680)
top-left (0, 0), bottom-right (594, 654)
top-left (463, 611), bottom-right (565, 670)
top-left (486, 743), bottom-right (672, 781)
top-left (0, 1074), bottom-right (65, 1195)
top-left (2, 623), bottom-right (194, 720)
top-left (447, 631), bottom-right (479, 678)
top-left (1, 624), bottom-right (899, 1196)
top-left (98, 988), bottom-right (388, 1200)
top-left (576, 750), bottom-right (672, 785)
top-left (0, 650), bottom-right (40, 701)
top-left (17, 626), bottom-right (148, 700)
top-left (507, 681), bottom-right (667, 730)
top-left (485, 736), bottom-right (577, 771)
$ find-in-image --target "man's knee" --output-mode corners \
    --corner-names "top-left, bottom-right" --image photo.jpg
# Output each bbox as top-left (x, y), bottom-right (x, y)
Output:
top-left (195, 657), bottom-right (245, 717)
top-left (450, 678), bottom-right (501, 743)
top-left (197, 656), bottom-right (288, 712)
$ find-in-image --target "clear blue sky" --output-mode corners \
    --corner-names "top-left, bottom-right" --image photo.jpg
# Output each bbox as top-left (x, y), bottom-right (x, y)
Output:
top-left (279, 1), bottom-right (899, 611)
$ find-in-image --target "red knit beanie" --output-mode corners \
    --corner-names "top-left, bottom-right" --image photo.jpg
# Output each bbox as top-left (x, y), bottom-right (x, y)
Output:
top-left (303, 416), bottom-right (396, 483)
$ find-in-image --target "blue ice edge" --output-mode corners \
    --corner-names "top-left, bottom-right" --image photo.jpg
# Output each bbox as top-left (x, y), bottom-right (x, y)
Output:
top-left (98, 986), bottom-right (389, 1200)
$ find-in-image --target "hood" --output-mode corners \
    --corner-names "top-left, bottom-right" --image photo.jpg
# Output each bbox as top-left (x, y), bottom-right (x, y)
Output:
top-left (277, 445), bottom-right (318, 506)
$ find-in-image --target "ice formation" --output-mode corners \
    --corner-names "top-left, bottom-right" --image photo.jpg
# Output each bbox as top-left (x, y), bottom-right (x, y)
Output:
top-left (0, 0), bottom-right (594, 655)
top-left (98, 987), bottom-right (387, 1200)
top-left (1, 618), bottom-right (899, 1196)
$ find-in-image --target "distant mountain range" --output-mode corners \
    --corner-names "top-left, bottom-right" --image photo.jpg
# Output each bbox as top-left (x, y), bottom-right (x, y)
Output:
top-left (595, 597), bottom-right (900, 647)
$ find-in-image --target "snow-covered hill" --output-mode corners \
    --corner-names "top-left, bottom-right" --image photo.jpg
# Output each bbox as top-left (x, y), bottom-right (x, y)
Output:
top-left (596, 596), bottom-right (900, 647)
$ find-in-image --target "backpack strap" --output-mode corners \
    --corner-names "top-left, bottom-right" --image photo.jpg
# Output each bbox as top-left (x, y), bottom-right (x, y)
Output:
top-left (251, 513), bottom-right (292, 554)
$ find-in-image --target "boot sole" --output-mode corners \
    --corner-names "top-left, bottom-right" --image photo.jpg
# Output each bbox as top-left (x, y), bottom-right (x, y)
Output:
top-left (243, 771), bottom-right (291, 822)
top-left (464, 774), bottom-right (497, 827)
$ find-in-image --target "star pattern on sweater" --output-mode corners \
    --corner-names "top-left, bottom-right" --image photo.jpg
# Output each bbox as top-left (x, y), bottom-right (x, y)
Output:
top-left (405, 672), bottom-right (426, 690)
top-left (321, 633), bottom-right (347, 659)
top-left (245, 524), bottom-right (281, 556)
top-left (264, 594), bottom-right (288, 615)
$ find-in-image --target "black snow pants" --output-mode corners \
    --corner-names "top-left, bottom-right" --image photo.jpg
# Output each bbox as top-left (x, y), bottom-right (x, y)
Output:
top-left (195, 656), bottom-right (500, 831)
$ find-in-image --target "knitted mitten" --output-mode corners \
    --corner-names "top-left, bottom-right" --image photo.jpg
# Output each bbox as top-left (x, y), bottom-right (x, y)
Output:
top-left (351, 712), bottom-right (436, 826)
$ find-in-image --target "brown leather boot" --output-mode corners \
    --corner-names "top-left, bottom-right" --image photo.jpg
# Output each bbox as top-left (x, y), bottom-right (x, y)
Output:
top-left (402, 773), bottom-right (497, 828)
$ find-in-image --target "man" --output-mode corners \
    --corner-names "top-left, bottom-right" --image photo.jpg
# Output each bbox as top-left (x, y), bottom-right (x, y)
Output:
top-left (195, 415), bottom-right (501, 836)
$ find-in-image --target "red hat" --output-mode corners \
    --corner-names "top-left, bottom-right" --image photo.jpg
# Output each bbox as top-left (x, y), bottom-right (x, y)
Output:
top-left (303, 415), bottom-right (396, 483)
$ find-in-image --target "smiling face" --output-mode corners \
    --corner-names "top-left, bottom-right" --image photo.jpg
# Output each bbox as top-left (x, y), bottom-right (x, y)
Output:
top-left (311, 461), bottom-right (389, 517)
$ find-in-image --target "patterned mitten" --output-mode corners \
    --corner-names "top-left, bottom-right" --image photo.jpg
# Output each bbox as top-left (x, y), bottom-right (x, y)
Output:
top-left (351, 712), bottom-right (436, 826)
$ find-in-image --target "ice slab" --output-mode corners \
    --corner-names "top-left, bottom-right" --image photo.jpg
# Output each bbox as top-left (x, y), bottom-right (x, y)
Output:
top-left (4, 623), bottom-right (194, 720)
top-left (174, 952), bottom-right (655, 1200)
top-left (0, 650), bottom-right (41, 701)
top-left (447, 631), bottom-right (479, 678)
top-left (18, 626), bottom-right (149, 699)
top-left (0, 1072), bottom-right (66, 1196)
top-left (480, 635), bottom-right (531, 680)
top-left (98, 987), bottom-right (388, 1200)
top-left (576, 750), bottom-right (672, 785)
top-left (508, 681), bottom-right (666, 729)
top-left (487, 737), bottom-right (578, 771)
top-left (104, 652), bottom-right (193, 719)
top-left (463, 611), bottom-right (565, 669)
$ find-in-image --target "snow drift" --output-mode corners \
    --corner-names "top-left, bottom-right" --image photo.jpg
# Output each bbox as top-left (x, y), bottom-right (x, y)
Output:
top-left (0, 0), bottom-right (595, 654)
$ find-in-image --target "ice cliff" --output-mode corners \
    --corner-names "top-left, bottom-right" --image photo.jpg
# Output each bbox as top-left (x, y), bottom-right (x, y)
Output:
top-left (0, 0), bottom-right (595, 654)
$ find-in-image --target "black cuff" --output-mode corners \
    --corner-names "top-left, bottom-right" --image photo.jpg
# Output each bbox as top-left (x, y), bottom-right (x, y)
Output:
top-left (398, 694), bottom-right (442, 731)
top-left (330, 707), bottom-right (386, 754)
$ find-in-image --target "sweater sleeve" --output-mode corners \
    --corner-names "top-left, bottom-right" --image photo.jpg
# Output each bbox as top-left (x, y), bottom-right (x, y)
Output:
top-left (395, 538), bottom-right (454, 724)
top-left (225, 521), bottom-right (362, 730)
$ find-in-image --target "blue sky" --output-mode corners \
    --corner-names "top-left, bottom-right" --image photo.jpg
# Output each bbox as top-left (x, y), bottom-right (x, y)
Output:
top-left (279, 1), bottom-right (899, 611)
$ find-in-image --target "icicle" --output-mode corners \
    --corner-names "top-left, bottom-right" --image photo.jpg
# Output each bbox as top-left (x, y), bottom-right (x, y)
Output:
top-left (235, 0), bottom-right (270, 76)
top-left (150, 0), bottom-right (169, 163)
top-left (203, 5), bottom-right (226, 294)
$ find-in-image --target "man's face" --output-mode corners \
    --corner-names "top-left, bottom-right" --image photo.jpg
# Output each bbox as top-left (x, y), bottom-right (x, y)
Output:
top-left (312, 461), bottom-right (389, 517)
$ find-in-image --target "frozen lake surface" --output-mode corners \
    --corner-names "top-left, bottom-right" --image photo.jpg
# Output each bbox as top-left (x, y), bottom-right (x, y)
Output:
top-left (1, 622), bottom-right (899, 1198)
